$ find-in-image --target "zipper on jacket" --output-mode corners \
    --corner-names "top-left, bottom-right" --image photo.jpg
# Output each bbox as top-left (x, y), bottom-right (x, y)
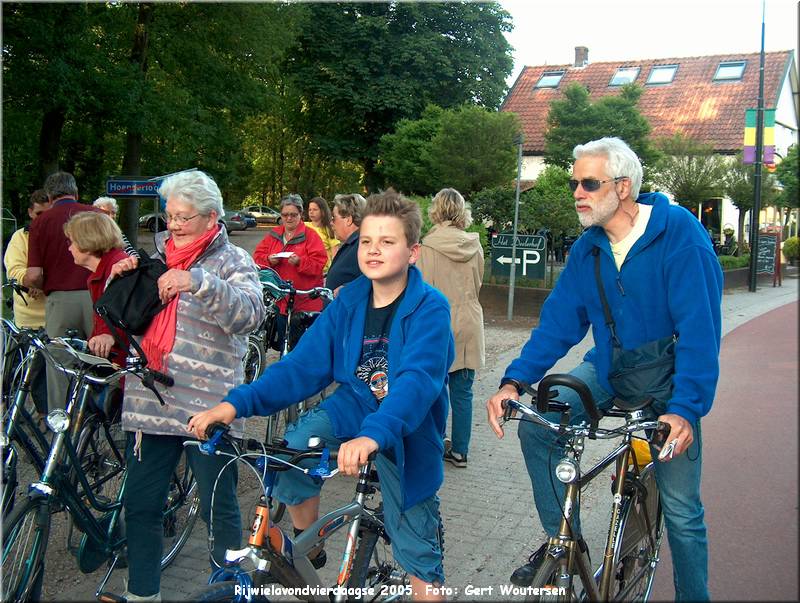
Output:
top-left (616, 276), bottom-right (625, 296)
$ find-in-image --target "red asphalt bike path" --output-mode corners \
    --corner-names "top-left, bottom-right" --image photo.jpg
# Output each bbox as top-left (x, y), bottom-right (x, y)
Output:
top-left (652, 300), bottom-right (798, 601)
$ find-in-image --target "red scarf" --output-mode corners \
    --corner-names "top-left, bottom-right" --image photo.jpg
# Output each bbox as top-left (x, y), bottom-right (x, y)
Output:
top-left (140, 225), bottom-right (220, 372)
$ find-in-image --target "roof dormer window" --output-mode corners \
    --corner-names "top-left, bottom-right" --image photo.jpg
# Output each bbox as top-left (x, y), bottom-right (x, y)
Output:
top-left (646, 64), bottom-right (678, 85)
top-left (713, 60), bottom-right (746, 81)
top-left (535, 70), bottom-right (566, 89)
top-left (609, 67), bottom-right (640, 86)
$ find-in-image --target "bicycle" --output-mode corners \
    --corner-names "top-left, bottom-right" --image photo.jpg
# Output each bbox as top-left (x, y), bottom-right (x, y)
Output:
top-left (500, 374), bottom-right (669, 602)
top-left (186, 423), bottom-right (409, 603)
top-left (1, 334), bottom-right (200, 602)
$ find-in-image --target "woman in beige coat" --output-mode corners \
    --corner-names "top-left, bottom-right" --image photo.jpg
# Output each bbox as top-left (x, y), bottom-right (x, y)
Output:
top-left (417, 188), bottom-right (485, 468)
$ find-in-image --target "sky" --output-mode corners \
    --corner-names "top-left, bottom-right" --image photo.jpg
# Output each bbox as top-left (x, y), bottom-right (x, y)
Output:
top-left (499, 0), bottom-right (799, 86)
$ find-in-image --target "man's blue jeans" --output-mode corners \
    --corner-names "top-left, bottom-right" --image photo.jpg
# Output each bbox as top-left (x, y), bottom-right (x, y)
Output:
top-left (448, 368), bottom-right (475, 456)
top-left (517, 361), bottom-right (709, 601)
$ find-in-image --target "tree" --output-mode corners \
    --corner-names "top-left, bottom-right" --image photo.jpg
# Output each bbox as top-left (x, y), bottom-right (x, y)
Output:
top-left (774, 144), bottom-right (799, 234)
top-left (284, 2), bottom-right (513, 190)
top-left (522, 165), bottom-right (580, 238)
top-left (724, 153), bottom-right (779, 252)
top-left (651, 132), bottom-right (727, 210)
top-left (379, 104), bottom-right (519, 196)
top-left (544, 83), bottom-right (658, 172)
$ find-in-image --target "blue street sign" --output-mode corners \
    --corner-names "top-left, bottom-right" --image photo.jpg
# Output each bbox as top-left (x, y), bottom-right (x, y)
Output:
top-left (106, 179), bottom-right (162, 197)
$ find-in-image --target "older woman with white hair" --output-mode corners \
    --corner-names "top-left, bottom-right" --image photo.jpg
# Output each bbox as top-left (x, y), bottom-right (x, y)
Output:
top-left (93, 196), bottom-right (138, 257)
top-left (105, 170), bottom-right (265, 602)
top-left (416, 188), bottom-right (485, 469)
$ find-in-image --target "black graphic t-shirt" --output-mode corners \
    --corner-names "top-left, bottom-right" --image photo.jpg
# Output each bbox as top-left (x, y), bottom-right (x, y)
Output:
top-left (356, 290), bottom-right (405, 403)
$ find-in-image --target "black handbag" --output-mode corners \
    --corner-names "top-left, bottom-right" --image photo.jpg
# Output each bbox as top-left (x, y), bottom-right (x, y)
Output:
top-left (593, 248), bottom-right (676, 411)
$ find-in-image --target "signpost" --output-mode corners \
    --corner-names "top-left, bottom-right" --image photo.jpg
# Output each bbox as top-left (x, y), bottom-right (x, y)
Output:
top-left (491, 233), bottom-right (547, 280)
top-left (105, 179), bottom-right (162, 197)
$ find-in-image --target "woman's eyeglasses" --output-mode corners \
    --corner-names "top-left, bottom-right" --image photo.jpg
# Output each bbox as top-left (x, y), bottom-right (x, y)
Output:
top-left (281, 212), bottom-right (300, 219)
top-left (568, 177), bottom-right (625, 192)
top-left (166, 214), bottom-right (200, 225)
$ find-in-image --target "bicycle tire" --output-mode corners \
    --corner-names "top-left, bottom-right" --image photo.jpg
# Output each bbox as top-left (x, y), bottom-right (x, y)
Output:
top-left (269, 498), bottom-right (286, 524)
top-left (192, 580), bottom-right (269, 602)
top-left (160, 450), bottom-right (201, 568)
top-left (1, 496), bottom-right (51, 602)
top-left (243, 336), bottom-right (266, 384)
top-left (611, 464), bottom-right (664, 602)
top-left (346, 505), bottom-right (408, 602)
top-left (527, 554), bottom-right (578, 602)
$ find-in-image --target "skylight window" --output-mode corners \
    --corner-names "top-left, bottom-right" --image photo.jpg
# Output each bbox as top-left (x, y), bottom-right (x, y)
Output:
top-left (647, 64), bottom-right (678, 85)
top-left (713, 61), bottom-right (746, 81)
top-left (609, 67), bottom-right (640, 86)
top-left (535, 70), bottom-right (565, 89)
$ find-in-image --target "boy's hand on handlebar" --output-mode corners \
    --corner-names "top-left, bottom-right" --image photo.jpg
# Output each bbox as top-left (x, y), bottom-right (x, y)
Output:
top-left (186, 403), bottom-right (237, 440)
top-left (486, 384), bottom-right (520, 439)
top-left (338, 437), bottom-right (378, 476)
top-left (655, 413), bottom-right (694, 461)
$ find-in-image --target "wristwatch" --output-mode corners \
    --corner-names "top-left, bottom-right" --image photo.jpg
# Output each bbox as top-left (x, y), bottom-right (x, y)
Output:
top-left (499, 377), bottom-right (525, 395)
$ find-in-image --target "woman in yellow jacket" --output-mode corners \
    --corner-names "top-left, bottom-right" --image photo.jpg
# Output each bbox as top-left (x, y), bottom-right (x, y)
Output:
top-left (416, 188), bottom-right (485, 468)
top-left (305, 196), bottom-right (339, 273)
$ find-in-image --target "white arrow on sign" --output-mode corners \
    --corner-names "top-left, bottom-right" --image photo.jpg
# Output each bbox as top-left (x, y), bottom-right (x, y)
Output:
top-left (496, 255), bottom-right (521, 265)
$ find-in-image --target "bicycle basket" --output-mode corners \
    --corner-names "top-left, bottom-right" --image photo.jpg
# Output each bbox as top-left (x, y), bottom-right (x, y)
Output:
top-left (258, 268), bottom-right (287, 302)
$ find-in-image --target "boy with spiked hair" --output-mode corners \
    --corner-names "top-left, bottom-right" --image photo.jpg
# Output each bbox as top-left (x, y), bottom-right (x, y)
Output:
top-left (191, 190), bottom-right (454, 598)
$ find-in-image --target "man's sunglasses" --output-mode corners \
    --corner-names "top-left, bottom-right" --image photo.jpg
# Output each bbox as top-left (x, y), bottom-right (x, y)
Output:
top-left (568, 176), bottom-right (626, 192)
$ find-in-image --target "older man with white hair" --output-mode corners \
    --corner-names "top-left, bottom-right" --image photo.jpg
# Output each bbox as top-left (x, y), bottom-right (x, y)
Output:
top-left (487, 137), bottom-right (722, 601)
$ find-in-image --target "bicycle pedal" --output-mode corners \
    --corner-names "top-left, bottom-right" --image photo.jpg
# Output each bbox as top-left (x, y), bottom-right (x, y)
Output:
top-left (310, 549), bottom-right (327, 569)
top-left (97, 592), bottom-right (126, 603)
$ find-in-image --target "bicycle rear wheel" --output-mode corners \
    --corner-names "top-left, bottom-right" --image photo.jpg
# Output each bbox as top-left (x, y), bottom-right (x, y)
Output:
top-left (161, 450), bottom-right (200, 568)
top-left (2, 496), bottom-right (51, 602)
top-left (242, 336), bottom-right (266, 384)
top-left (611, 464), bottom-right (664, 601)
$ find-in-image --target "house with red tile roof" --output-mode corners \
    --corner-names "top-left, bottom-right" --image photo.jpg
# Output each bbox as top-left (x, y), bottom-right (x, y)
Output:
top-left (501, 47), bottom-right (798, 238)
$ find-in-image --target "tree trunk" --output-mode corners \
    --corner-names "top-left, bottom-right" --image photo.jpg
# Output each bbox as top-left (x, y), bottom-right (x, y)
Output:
top-left (737, 209), bottom-right (747, 256)
top-left (38, 107), bottom-right (66, 182)
top-left (119, 2), bottom-right (154, 249)
top-left (363, 158), bottom-right (383, 194)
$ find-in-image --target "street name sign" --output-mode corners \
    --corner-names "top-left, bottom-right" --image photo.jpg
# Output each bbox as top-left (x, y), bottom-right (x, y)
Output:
top-left (490, 233), bottom-right (547, 279)
top-left (106, 179), bottom-right (162, 197)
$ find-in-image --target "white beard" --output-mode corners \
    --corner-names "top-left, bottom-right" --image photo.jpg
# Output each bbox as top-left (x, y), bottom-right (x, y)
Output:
top-left (576, 188), bottom-right (619, 228)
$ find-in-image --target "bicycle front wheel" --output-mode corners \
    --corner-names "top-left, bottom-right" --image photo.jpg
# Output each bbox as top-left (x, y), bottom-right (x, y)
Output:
top-left (160, 450), bottom-right (200, 568)
top-left (243, 336), bottom-right (266, 384)
top-left (347, 506), bottom-right (408, 602)
top-left (192, 579), bottom-right (270, 602)
top-left (527, 554), bottom-right (579, 602)
top-left (611, 464), bottom-right (664, 601)
top-left (2, 496), bottom-right (51, 602)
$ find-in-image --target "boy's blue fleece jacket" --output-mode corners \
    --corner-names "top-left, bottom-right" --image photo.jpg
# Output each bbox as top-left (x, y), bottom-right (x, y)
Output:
top-left (225, 265), bottom-right (455, 511)
top-left (503, 192), bottom-right (723, 423)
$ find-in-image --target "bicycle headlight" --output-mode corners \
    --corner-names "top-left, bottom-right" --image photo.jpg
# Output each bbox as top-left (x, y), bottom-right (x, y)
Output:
top-left (555, 458), bottom-right (578, 483)
top-left (45, 409), bottom-right (70, 434)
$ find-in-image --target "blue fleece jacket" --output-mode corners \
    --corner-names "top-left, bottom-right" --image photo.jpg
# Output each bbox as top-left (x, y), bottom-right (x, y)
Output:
top-left (503, 193), bottom-right (723, 423)
top-left (225, 265), bottom-right (454, 511)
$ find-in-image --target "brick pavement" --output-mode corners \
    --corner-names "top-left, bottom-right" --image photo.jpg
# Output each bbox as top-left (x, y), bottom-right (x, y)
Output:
top-left (50, 279), bottom-right (797, 601)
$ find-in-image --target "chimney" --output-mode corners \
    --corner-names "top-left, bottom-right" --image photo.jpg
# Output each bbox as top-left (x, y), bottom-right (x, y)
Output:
top-left (574, 46), bottom-right (589, 67)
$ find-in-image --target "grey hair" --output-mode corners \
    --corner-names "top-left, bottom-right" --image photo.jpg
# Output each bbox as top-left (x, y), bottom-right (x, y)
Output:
top-left (93, 197), bottom-right (118, 213)
top-left (429, 188), bottom-right (472, 229)
top-left (332, 193), bottom-right (367, 227)
top-left (158, 170), bottom-right (224, 217)
top-left (573, 137), bottom-right (643, 199)
top-left (43, 171), bottom-right (78, 200)
top-left (280, 194), bottom-right (304, 213)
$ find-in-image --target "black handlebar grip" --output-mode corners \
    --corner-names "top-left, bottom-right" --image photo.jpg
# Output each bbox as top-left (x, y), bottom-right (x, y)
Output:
top-left (149, 369), bottom-right (174, 387)
top-left (501, 399), bottom-right (514, 422)
top-left (537, 374), bottom-right (600, 423)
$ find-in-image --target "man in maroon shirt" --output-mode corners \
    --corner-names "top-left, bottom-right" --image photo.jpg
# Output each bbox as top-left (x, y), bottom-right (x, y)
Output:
top-left (24, 171), bottom-right (100, 409)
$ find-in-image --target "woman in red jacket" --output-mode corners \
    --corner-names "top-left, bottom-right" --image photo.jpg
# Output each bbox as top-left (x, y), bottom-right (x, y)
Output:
top-left (252, 194), bottom-right (327, 316)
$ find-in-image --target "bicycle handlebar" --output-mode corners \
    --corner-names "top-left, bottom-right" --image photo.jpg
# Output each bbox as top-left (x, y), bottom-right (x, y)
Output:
top-left (261, 278), bottom-right (333, 302)
top-left (502, 398), bottom-right (667, 441)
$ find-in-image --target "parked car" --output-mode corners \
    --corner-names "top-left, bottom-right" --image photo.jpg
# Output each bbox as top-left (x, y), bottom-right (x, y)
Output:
top-left (243, 205), bottom-right (281, 224)
top-left (240, 211), bottom-right (258, 229)
top-left (139, 212), bottom-right (166, 233)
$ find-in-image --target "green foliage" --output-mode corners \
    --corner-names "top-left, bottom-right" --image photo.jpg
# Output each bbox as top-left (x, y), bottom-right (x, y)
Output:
top-left (782, 236), bottom-right (800, 261)
top-left (379, 104), bottom-right (519, 195)
top-left (543, 83), bottom-right (659, 173)
top-left (718, 254), bottom-right (751, 270)
top-left (724, 152), bottom-right (779, 249)
top-left (521, 165), bottom-right (580, 237)
top-left (469, 186), bottom-right (518, 230)
top-left (285, 2), bottom-right (514, 189)
top-left (775, 145), bottom-right (799, 210)
top-left (651, 133), bottom-right (727, 209)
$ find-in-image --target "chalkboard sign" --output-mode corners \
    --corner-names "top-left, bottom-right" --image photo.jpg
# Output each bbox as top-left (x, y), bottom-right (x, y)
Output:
top-left (756, 234), bottom-right (777, 274)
